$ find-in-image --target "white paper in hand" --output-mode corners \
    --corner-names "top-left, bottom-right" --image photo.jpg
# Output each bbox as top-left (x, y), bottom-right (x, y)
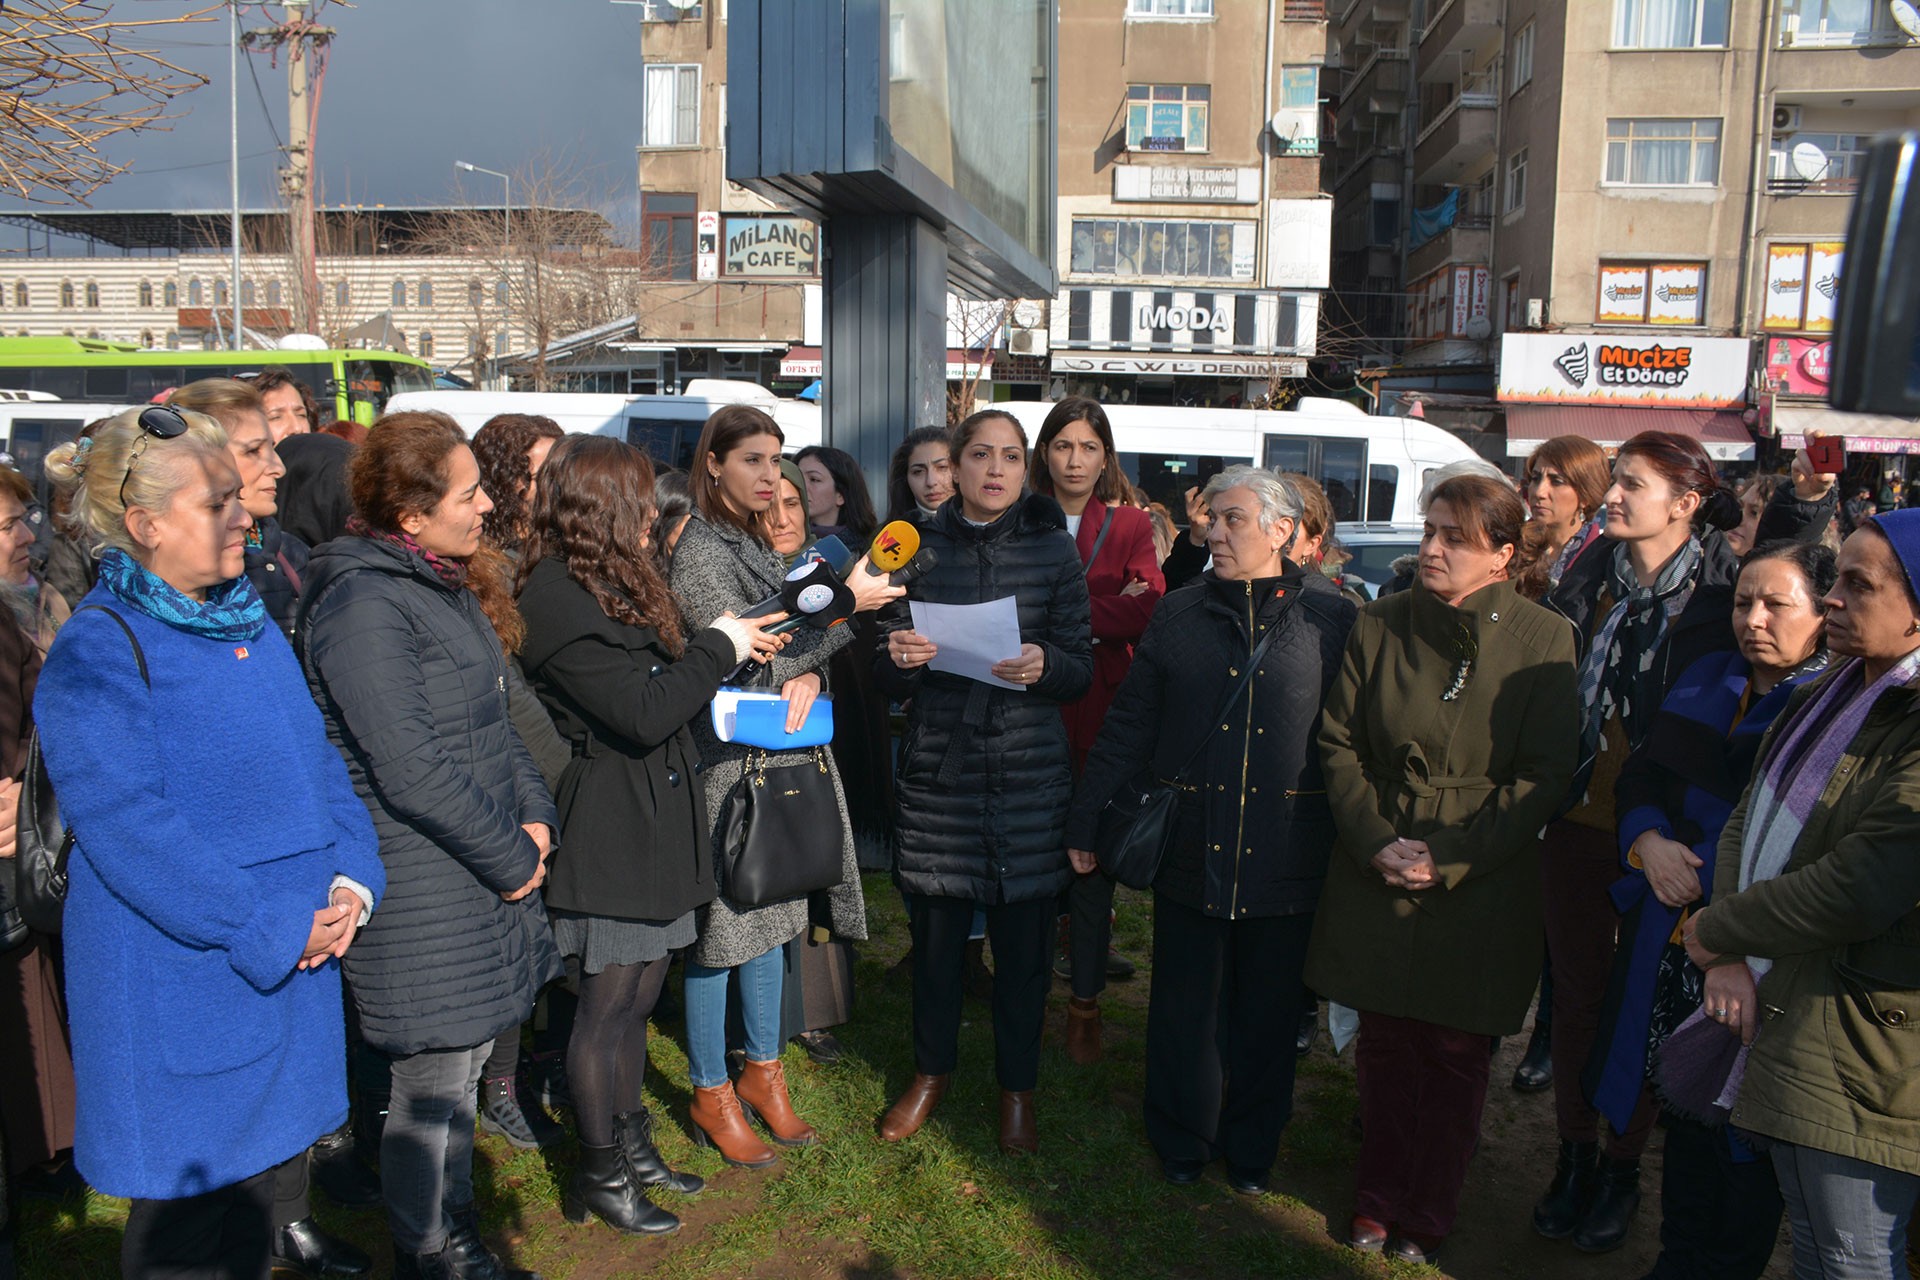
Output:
top-left (909, 594), bottom-right (1025, 690)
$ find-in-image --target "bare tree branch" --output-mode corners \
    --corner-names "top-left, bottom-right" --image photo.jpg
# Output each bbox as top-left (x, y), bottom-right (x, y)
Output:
top-left (0, 1), bottom-right (215, 204)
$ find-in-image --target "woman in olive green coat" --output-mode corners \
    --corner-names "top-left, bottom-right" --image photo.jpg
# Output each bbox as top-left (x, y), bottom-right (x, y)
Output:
top-left (1686, 511), bottom-right (1920, 1279)
top-left (1306, 474), bottom-right (1579, 1266)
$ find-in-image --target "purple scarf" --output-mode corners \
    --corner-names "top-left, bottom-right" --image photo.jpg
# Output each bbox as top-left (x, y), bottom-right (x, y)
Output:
top-left (346, 516), bottom-right (469, 590)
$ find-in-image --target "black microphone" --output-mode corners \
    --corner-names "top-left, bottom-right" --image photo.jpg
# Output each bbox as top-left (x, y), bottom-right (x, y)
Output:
top-left (889, 546), bottom-right (938, 588)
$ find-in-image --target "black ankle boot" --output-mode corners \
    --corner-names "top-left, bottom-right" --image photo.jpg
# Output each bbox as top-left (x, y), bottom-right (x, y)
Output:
top-left (1533, 1139), bottom-right (1600, 1239)
top-left (562, 1142), bottom-right (680, 1236)
top-left (311, 1123), bottom-right (382, 1209)
top-left (271, 1217), bottom-right (371, 1277)
top-left (391, 1246), bottom-right (456, 1280)
top-left (615, 1109), bottom-right (704, 1195)
top-left (1572, 1158), bottom-right (1642, 1253)
top-left (1512, 1021), bottom-right (1554, 1092)
top-left (444, 1204), bottom-right (542, 1280)
top-left (478, 1075), bottom-right (565, 1151)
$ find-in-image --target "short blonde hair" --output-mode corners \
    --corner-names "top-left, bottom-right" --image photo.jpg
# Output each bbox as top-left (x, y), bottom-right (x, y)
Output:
top-left (44, 405), bottom-right (229, 558)
top-left (167, 378), bottom-right (266, 433)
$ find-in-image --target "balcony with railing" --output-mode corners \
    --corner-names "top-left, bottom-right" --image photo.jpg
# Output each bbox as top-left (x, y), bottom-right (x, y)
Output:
top-left (1406, 184), bottom-right (1493, 279)
top-left (1413, 72), bottom-right (1498, 185)
top-left (1419, 0), bottom-right (1503, 73)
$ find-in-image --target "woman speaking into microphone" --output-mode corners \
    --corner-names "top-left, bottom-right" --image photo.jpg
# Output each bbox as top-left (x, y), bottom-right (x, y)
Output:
top-left (875, 408), bottom-right (1093, 1155)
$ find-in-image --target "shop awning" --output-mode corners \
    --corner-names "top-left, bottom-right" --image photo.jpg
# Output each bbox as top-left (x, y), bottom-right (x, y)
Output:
top-left (778, 346), bottom-right (993, 381)
top-left (1774, 403), bottom-right (1920, 455)
top-left (1504, 404), bottom-right (1755, 462)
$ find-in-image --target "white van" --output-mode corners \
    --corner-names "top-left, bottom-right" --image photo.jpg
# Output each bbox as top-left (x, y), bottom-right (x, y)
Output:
top-left (997, 398), bottom-right (1479, 525)
top-left (0, 399), bottom-right (138, 503)
top-left (385, 381), bottom-right (823, 473)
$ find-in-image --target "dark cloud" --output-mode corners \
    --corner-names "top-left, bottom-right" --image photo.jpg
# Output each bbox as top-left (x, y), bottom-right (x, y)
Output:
top-left (89, 1), bottom-right (646, 230)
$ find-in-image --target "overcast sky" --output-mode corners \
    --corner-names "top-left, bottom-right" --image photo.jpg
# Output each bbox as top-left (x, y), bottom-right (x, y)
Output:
top-left (72, 1), bottom-right (649, 232)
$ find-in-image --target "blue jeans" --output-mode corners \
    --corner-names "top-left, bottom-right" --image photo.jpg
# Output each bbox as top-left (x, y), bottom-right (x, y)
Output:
top-left (1773, 1141), bottom-right (1920, 1279)
top-left (685, 948), bottom-right (782, 1087)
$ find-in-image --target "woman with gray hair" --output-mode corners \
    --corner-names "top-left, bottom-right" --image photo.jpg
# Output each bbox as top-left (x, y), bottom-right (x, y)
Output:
top-left (1066, 464), bottom-right (1357, 1193)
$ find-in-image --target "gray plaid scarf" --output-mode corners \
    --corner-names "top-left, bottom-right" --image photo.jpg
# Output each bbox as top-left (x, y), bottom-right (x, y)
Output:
top-left (1576, 536), bottom-right (1702, 762)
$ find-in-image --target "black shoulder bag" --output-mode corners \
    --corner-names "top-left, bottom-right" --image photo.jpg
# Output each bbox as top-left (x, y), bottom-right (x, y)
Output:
top-left (1093, 623), bottom-right (1283, 890)
top-left (715, 661), bottom-right (844, 909)
top-left (10, 605), bottom-right (149, 940)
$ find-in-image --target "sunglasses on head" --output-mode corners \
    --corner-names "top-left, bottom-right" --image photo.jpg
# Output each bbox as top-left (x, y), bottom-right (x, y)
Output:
top-left (119, 405), bottom-right (190, 508)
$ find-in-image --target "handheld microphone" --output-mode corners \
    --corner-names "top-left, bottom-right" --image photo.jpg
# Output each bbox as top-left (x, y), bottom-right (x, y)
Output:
top-left (889, 546), bottom-right (938, 588)
top-left (723, 560), bottom-right (858, 680)
top-left (856, 520), bottom-right (920, 578)
top-left (799, 534), bottom-right (855, 576)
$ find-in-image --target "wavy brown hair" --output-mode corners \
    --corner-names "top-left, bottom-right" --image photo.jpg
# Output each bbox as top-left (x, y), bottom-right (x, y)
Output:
top-left (351, 410), bottom-right (525, 653)
top-left (519, 435), bottom-right (684, 653)
top-left (472, 412), bottom-right (565, 551)
top-left (690, 404), bottom-right (785, 543)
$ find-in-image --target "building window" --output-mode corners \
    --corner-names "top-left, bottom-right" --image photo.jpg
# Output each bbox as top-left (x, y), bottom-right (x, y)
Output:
top-left (12, 283), bottom-right (25, 308)
top-left (1127, 0), bottom-right (1213, 15)
top-left (1783, 0), bottom-right (1915, 46)
top-left (267, 280), bottom-right (283, 306)
top-left (1504, 275), bottom-right (1523, 330)
top-left (140, 329), bottom-right (154, 347)
top-left (418, 279), bottom-right (434, 308)
top-left (468, 279), bottom-right (484, 309)
top-left (496, 329), bottom-right (509, 356)
top-left (59, 281), bottom-right (75, 309)
top-left (188, 279), bottom-right (203, 307)
top-left (1371, 195), bottom-right (1401, 247)
top-left (1069, 217), bottom-right (1255, 281)
top-left (165, 329), bottom-right (180, 350)
top-left (391, 280), bottom-right (406, 308)
top-left (1510, 22), bottom-right (1535, 91)
top-left (1762, 241), bottom-right (1844, 333)
top-left (1274, 68), bottom-right (1319, 155)
top-left (641, 64), bottom-right (701, 148)
top-left (495, 280), bottom-right (509, 307)
top-left (241, 280), bottom-right (256, 307)
top-left (1126, 84), bottom-right (1210, 152)
top-left (642, 192), bottom-right (698, 281)
top-left (419, 331), bottom-right (434, 359)
top-left (1597, 261), bottom-right (1708, 325)
top-left (138, 280), bottom-right (154, 308)
top-left (1614, 0), bottom-right (1730, 48)
top-left (1505, 148), bottom-right (1528, 213)
top-left (162, 280), bottom-right (178, 307)
top-left (1605, 118), bottom-right (1722, 185)
top-left (85, 282), bottom-right (100, 308)
top-left (334, 280), bottom-right (349, 307)
top-left (1768, 131), bottom-right (1867, 192)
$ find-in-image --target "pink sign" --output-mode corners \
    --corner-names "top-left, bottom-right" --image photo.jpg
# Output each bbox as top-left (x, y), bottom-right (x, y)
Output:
top-left (1764, 337), bottom-right (1832, 397)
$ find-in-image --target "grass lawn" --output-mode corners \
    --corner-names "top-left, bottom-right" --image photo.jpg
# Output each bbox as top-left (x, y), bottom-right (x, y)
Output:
top-left (12, 874), bottom-right (1660, 1279)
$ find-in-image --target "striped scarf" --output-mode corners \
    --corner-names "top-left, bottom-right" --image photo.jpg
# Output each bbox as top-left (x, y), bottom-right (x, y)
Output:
top-left (1576, 537), bottom-right (1702, 761)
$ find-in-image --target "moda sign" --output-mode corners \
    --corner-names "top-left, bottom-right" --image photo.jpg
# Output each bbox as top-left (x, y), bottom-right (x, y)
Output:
top-left (1498, 333), bottom-right (1750, 409)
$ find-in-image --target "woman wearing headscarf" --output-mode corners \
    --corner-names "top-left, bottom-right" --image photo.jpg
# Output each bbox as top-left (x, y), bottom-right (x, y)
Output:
top-left (1684, 511), bottom-right (1920, 1280)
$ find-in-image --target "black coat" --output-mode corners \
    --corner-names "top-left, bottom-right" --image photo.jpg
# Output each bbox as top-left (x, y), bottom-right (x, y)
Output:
top-left (276, 432), bottom-right (357, 549)
top-left (877, 493), bottom-right (1094, 905)
top-left (516, 555), bottom-right (730, 924)
top-left (245, 516), bottom-right (310, 642)
top-left (297, 536), bottom-right (561, 1056)
top-left (1067, 568), bottom-right (1356, 919)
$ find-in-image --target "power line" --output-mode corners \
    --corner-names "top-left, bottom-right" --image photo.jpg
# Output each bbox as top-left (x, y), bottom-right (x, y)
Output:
top-left (132, 148), bottom-right (279, 175)
top-left (241, 34), bottom-right (286, 154)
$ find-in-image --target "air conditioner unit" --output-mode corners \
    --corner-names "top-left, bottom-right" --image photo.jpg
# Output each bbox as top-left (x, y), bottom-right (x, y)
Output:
top-left (1009, 328), bottom-right (1048, 357)
top-left (1526, 298), bottom-right (1547, 329)
top-left (1774, 104), bottom-right (1803, 134)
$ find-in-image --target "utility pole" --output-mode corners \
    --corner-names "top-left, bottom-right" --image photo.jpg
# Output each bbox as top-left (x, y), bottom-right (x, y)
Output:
top-left (243, 1), bottom-right (335, 335)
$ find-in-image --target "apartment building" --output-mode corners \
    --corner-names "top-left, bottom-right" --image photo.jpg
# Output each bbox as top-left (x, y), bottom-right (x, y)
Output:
top-left (1326, 0), bottom-right (1920, 458)
top-left (1049, 0), bottom-right (1333, 408)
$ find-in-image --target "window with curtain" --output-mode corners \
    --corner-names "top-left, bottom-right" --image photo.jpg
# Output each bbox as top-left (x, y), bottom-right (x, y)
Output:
top-left (642, 64), bottom-right (701, 148)
top-left (1615, 0), bottom-right (1731, 47)
top-left (1126, 84), bottom-right (1211, 152)
top-left (1606, 118), bottom-right (1722, 185)
top-left (1787, 0), bottom-right (1897, 45)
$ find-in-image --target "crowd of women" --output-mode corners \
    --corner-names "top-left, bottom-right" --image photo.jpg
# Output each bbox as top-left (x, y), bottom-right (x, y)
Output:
top-left (2, 376), bottom-right (1919, 1280)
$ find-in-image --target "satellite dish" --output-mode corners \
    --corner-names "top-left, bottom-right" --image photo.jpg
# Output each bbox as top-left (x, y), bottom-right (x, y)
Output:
top-left (1791, 140), bottom-right (1830, 181)
top-left (1269, 112), bottom-right (1292, 138)
top-left (1893, 0), bottom-right (1920, 40)
top-left (1464, 317), bottom-right (1493, 341)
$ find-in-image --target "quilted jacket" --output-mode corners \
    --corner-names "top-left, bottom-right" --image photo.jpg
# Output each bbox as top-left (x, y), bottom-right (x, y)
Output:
top-left (244, 515), bottom-right (309, 642)
top-left (1067, 567), bottom-right (1355, 919)
top-left (879, 493), bottom-right (1093, 905)
top-left (297, 536), bottom-right (561, 1056)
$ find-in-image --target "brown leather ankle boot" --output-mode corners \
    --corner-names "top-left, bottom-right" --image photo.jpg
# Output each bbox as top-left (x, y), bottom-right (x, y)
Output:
top-left (735, 1058), bottom-right (818, 1147)
top-left (999, 1089), bottom-right (1037, 1154)
top-left (689, 1082), bottom-right (778, 1169)
top-left (878, 1073), bottom-right (950, 1142)
top-left (1066, 996), bottom-right (1103, 1065)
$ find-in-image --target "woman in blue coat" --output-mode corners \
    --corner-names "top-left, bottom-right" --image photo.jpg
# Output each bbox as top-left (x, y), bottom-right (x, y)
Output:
top-left (33, 404), bottom-right (384, 1280)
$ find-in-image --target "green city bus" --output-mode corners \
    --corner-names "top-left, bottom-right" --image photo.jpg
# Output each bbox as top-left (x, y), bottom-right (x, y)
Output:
top-left (0, 336), bottom-right (434, 426)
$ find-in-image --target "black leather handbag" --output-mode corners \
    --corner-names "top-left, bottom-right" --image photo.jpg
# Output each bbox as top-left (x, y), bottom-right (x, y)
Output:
top-left (1094, 625), bottom-right (1282, 890)
top-left (14, 605), bottom-right (148, 938)
top-left (718, 746), bottom-right (844, 907)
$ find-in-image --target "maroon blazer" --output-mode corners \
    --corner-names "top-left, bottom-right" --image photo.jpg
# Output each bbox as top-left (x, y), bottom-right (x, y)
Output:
top-left (1060, 499), bottom-right (1164, 772)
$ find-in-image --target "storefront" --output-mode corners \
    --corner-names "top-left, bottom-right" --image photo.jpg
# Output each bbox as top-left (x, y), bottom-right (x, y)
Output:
top-left (1498, 332), bottom-right (1757, 466)
top-left (1765, 335), bottom-right (1920, 454)
top-left (1047, 286), bottom-right (1315, 407)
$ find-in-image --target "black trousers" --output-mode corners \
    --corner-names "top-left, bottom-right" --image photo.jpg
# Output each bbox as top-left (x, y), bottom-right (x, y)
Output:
top-left (122, 1161), bottom-right (278, 1280)
top-left (1144, 895), bottom-right (1313, 1175)
top-left (1064, 870), bottom-right (1117, 1002)
top-left (910, 893), bottom-right (1054, 1092)
top-left (1646, 1115), bottom-right (1784, 1280)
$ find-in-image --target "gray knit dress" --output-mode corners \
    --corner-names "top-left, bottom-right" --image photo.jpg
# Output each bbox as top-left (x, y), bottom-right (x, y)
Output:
top-left (667, 511), bottom-right (869, 968)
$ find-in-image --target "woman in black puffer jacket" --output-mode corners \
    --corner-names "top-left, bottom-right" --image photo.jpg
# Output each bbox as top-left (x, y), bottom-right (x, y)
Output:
top-left (299, 412), bottom-right (558, 1280)
top-left (875, 409), bottom-right (1093, 1156)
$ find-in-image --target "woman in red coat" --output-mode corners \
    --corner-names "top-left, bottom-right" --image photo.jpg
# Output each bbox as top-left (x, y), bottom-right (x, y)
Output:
top-left (1029, 396), bottom-right (1165, 1063)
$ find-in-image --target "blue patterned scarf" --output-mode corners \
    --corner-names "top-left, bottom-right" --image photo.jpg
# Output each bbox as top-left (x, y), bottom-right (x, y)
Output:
top-left (97, 547), bottom-right (268, 642)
